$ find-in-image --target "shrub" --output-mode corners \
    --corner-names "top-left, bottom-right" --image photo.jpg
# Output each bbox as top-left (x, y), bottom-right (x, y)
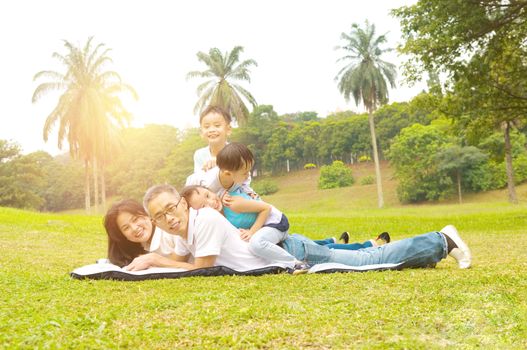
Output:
top-left (304, 163), bottom-right (317, 169)
top-left (360, 175), bottom-right (375, 185)
top-left (358, 155), bottom-right (371, 162)
top-left (252, 179), bottom-right (279, 195)
top-left (318, 160), bottom-right (354, 189)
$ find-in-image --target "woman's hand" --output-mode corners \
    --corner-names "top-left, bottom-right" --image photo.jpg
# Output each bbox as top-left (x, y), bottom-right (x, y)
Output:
top-left (123, 253), bottom-right (160, 271)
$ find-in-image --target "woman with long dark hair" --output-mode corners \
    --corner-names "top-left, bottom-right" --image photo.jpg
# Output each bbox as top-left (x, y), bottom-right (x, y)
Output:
top-left (103, 199), bottom-right (184, 268)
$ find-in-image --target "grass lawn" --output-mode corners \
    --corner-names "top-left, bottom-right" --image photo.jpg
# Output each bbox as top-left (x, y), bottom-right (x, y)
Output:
top-left (1, 166), bottom-right (527, 348)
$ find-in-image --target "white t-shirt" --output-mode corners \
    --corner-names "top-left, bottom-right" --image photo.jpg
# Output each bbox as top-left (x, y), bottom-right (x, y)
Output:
top-left (185, 166), bottom-right (257, 200)
top-left (185, 167), bottom-right (230, 196)
top-left (193, 146), bottom-right (212, 174)
top-left (145, 227), bottom-right (179, 256)
top-left (174, 207), bottom-right (281, 271)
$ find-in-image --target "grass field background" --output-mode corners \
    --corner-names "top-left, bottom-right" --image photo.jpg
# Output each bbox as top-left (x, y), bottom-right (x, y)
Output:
top-left (1, 164), bottom-right (527, 349)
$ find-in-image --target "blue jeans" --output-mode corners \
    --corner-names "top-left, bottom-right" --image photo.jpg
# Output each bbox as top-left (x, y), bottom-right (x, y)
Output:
top-left (314, 238), bottom-right (374, 250)
top-left (249, 227), bottom-right (296, 268)
top-left (282, 232), bottom-right (447, 268)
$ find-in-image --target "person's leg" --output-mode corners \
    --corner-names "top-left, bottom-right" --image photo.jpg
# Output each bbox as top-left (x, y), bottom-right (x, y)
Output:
top-left (249, 227), bottom-right (295, 267)
top-left (313, 237), bottom-right (336, 245)
top-left (325, 240), bottom-right (374, 250)
top-left (330, 232), bottom-right (446, 267)
top-left (283, 232), bottom-right (447, 268)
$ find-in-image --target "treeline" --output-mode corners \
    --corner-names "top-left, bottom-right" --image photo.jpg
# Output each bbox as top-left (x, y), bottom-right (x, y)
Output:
top-left (2, 92), bottom-right (526, 212)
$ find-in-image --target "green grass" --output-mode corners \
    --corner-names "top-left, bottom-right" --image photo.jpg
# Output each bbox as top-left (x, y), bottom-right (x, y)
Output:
top-left (2, 165), bottom-right (527, 348)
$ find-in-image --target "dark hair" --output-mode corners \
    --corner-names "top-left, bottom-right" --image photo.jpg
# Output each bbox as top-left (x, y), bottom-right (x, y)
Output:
top-left (180, 185), bottom-right (205, 202)
top-left (199, 105), bottom-right (232, 124)
top-left (217, 142), bottom-right (254, 171)
top-left (103, 199), bottom-right (150, 267)
top-left (143, 184), bottom-right (180, 215)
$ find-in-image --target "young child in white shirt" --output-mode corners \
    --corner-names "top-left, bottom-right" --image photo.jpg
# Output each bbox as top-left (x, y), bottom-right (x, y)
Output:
top-left (193, 105), bottom-right (232, 173)
top-left (188, 105), bottom-right (256, 196)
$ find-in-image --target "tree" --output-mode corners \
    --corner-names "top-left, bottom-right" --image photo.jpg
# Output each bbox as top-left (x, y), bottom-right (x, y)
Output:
top-left (394, 0), bottom-right (527, 203)
top-left (232, 105), bottom-right (280, 175)
top-left (39, 156), bottom-right (85, 211)
top-left (280, 111), bottom-right (319, 123)
top-left (157, 128), bottom-right (201, 193)
top-left (32, 37), bottom-right (137, 212)
top-left (436, 146), bottom-right (487, 204)
top-left (388, 122), bottom-right (454, 203)
top-left (335, 20), bottom-right (397, 208)
top-left (107, 124), bottom-right (181, 202)
top-left (375, 93), bottom-right (440, 155)
top-left (0, 145), bottom-right (48, 210)
top-left (187, 46), bottom-right (257, 126)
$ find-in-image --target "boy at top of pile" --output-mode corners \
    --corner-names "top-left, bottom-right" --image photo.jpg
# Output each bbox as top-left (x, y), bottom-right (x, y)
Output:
top-left (187, 105), bottom-right (256, 196)
top-left (193, 105), bottom-right (231, 173)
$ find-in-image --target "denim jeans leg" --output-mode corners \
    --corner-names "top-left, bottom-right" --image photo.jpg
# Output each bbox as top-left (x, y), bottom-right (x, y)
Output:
top-left (249, 227), bottom-right (295, 267)
top-left (330, 232), bottom-right (447, 267)
top-left (313, 238), bottom-right (336, 245)
top-left (326, 240), bottom-right (373, 250)
top-left (282, 234), bottom-right (334, 264)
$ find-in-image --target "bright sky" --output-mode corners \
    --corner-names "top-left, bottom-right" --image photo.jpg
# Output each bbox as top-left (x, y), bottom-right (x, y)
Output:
top-left (0, 0), bottom-right (425, 156)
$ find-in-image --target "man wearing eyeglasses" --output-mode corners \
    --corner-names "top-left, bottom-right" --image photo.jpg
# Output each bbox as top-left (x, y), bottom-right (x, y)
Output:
top-left (123, 184), bottom-right (277, 272)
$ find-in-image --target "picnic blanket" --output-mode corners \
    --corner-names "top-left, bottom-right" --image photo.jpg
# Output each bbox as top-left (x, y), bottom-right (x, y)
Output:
top-left (71, 260), bottom-right (404, 281)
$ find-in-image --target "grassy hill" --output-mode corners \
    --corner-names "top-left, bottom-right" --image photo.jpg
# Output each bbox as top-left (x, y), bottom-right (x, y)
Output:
top-left (264, 160), bottom-right (527, 214)
top-left (1, 164), bottom-right (527, 348)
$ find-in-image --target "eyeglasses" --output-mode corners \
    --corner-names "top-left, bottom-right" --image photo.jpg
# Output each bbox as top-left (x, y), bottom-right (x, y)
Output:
top-left (151, 197), bottom-right (182, 224)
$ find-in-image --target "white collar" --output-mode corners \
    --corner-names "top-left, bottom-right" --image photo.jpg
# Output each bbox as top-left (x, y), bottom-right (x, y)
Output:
top-left (146, 227), bottom-right (163, 252)
top-left (186, 208), bottom-right (198, 245)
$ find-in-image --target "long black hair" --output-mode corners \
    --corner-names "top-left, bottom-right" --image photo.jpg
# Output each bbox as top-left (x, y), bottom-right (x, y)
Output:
top-left (103, 199), bottom-right (150, 267)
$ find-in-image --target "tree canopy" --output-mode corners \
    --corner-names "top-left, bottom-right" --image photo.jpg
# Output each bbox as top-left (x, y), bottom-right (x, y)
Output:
top-left (187, 46), bottom-right (257, 126)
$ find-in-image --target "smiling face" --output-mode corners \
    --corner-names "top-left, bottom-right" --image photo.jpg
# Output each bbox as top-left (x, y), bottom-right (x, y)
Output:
top-left (187, 187), bottom-right (223, 212)
top-left (200, 111), bottom-right (231, 147)
top-left (146, 191), bottom-right (189, 237)
top-left (116, 211), bottom-right (153, 244)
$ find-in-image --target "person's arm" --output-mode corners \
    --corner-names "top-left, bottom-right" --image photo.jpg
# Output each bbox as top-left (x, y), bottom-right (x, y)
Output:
top-left (194, 149), bottom-right (205, 174)
top-left (240, 177), bottom-right (259, 199)
top-left (124, 252), bottom-right (216, 271)
top-left (202, 157), bottom-right (216, 171)
top-left (223, 195), bottom-right (271, 241)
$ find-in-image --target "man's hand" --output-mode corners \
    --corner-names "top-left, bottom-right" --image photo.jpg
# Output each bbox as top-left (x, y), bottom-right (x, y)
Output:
top-left (123, 253), bottom-right (160, 271)
top-left (202, 158), bottom-right (216, 171)
top-left (239, 228), bottom-right (255, 241)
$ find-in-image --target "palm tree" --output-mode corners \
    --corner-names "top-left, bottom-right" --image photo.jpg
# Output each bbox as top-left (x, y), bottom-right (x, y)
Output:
top-left (187, 46), bottom-right (257, 125)
top-left (32, 37), bottom-right (136, 212)
top-left (335, 21), bottom-right (397, 208)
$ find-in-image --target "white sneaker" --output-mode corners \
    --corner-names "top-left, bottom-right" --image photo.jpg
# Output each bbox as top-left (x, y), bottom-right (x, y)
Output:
top-left (440, 225), bottom-right (472, 269)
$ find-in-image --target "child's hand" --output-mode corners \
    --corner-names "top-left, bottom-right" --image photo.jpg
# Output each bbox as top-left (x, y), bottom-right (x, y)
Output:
top-left (222, 193), bottom-right (234, 207)
top-left (202, 158), bottom-right (216, 171)
top-left (239, 229), bottom-right (254, 241)
top-left (248, 192), bottom-right (260, 200)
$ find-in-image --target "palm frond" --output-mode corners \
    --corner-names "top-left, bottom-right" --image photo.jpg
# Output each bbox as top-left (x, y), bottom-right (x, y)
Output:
top-left (225, 46), bottom-right (244, 71)
top-left (196, 79), bottom-right (215, 96)
top-left (32, 82), bottom-right (66, 103)
top-left (335, 20), bottom-right (397, 109)
top-left (232, 83), bottom-right (257, 107)
top-left (186, 70), bottom-right (214, 80)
